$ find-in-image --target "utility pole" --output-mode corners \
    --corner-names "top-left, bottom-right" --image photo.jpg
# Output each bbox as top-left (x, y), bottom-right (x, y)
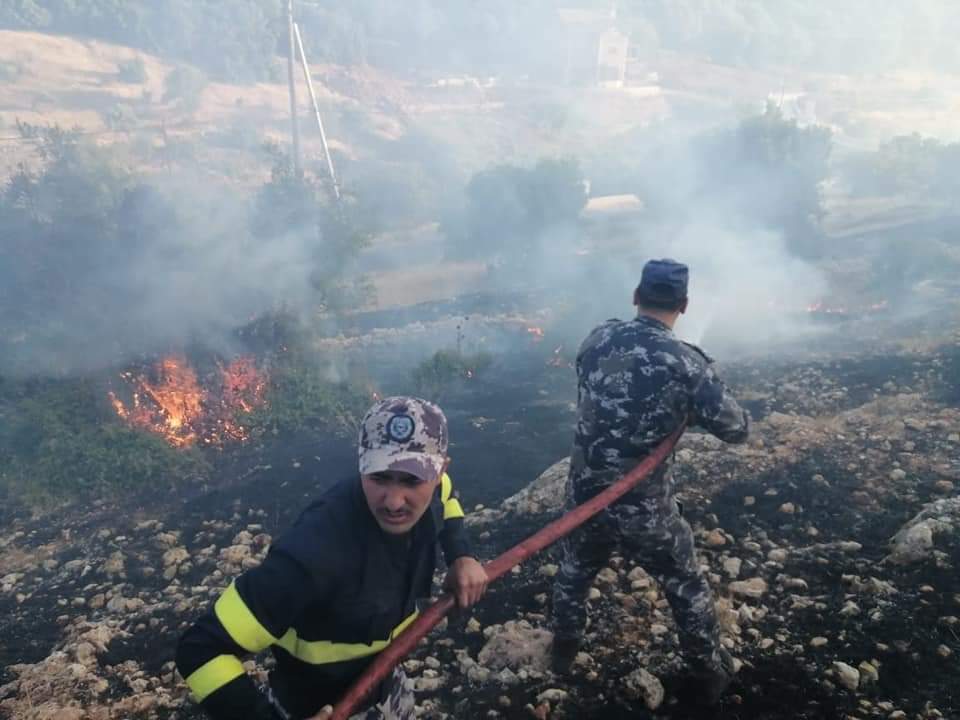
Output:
top-left (286, 0), bottom-right (302, 176)
top-left (294, 22), bottom-right (341, 202)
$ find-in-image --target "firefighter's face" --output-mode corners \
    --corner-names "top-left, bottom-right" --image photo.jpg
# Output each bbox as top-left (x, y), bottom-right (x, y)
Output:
top-left (361, 470), bottom-right (440, 534)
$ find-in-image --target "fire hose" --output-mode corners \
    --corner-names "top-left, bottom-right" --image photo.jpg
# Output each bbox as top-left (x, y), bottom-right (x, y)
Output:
top-left (328, 424), bottom-right (686, 720)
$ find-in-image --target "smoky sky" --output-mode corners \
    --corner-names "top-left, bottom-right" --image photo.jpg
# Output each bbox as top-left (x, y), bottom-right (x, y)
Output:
top-left (3, 1), bottom-right (959, 377)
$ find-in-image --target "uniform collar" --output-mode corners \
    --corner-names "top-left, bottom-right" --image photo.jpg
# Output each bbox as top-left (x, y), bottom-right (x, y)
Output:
top-left (634, 314), bottom-right (674, 334)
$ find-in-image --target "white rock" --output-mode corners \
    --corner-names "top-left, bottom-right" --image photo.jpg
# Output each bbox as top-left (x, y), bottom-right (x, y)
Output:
top-left (839, 601), bottom-right (861, 617)
top-left (622, 668), bottom-right (664, 710)
top-left (477, 621), bottom-right (552, 673)
top-left (500, 458), bottom-right (569, 516)
top-left (887, 498), bottom-right (960, 565)
top-left (729, 578), bottom-right (768, 599)
top-left (767, 549), bottom-right (788, 563)
top-left (723, 558), bottom-right (742, 578)
top-left (595, 568), bottom-right (618, 586)
top-left (162, 547), bottom-right (190, 569)
top-left (858, 661), bottom-right (879, 686)
top-left (536, 689), bottom-right (568, 704)
top-left (219, 545), bottom-right (252, 565)
top-left (832, 661), bottom-right (860, 691)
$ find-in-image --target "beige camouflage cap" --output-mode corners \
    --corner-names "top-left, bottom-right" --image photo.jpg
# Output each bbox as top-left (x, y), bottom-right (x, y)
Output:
top-left (358, 396), bottom-right (449, 483)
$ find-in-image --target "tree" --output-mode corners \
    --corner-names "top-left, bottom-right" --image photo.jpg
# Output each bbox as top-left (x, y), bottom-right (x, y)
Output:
top-left (252, 145), bottom-right (371, 314)
top-left (163, 65), bottom-right (208, 115)
top-left (693, 104), bottom-right (832, 258)
top-left (446, 157), bottom-right (587, 261)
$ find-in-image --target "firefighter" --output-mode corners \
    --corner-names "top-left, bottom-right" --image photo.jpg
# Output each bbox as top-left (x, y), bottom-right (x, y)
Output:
top-left (176, 397), bottom-right (488, 720)
top-left (551, 258), bottom-right (750, 704)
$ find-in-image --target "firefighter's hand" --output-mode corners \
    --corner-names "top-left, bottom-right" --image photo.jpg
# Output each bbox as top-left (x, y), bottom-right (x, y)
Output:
top-left (306, 705), bottom-right (333, 720)
top-left (444, 556), bottom-right (488, 608)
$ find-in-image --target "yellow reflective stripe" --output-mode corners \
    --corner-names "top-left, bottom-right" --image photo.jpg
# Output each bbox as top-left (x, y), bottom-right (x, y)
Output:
top-left (440, 473), bottom-right (464, 519)
top-left (214, 581), bottom-right (278, 653)
top-left (185, 655), bottom-right (245, 702)
top-left (275, 611), bottom-right (418, 665)
top-left (443, 498), bottom-right (465, 520)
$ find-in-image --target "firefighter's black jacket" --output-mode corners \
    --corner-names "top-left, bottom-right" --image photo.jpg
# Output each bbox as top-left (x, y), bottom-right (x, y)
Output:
top-left (175, 474), bottom-right (471, 719)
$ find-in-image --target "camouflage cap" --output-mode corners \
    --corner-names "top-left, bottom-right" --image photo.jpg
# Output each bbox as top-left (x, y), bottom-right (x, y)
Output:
top-left (637, 258), bottom-right (689, 305)
top-left (358, 396), bottom-right (449, 484)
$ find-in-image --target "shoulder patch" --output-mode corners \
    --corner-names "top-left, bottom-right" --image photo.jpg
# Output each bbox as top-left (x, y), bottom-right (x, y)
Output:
top-left (681, 341), bottom-right (714, 364)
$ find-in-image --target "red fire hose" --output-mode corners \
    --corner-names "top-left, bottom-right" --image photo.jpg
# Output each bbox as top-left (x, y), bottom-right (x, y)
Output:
top-left (329, 425), bottom-right (685, 720)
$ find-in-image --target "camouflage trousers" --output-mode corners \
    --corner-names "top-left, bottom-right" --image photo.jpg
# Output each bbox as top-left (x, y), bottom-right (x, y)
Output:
top-left (551, 495), bottom-right (723, 669)
top-left (266, 668), bottom-right (415, 720)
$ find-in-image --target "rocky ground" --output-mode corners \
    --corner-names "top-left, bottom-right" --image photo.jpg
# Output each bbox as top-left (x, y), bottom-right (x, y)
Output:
top-left (1, 331), bottom-right (958, 720)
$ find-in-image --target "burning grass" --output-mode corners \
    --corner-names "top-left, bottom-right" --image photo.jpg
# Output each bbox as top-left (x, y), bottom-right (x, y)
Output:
top-left (109, 354), bottom-right (267, 448)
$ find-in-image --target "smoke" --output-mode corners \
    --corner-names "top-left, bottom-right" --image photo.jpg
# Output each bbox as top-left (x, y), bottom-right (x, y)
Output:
top-left (4, 2), bottom-right (960, 380)
top-left (0, 163), bottom-right (343, 377)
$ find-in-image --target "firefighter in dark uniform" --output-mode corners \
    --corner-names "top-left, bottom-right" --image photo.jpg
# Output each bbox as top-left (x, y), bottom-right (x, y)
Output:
top-left (176, 397), bottom-right (488, 720)
top-left (551, 259), bottom-right (750, 703)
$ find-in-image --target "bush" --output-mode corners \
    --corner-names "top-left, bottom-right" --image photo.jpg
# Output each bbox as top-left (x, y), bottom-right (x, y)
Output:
top-left (163, 65), bottom-right (208, 114)
top-left (445, 157), bottom-right (587, 261)
top-left (0, 380), bottom-right (210, 502)
top-left (117, 57), bottom-right (147, 84)
top-left (411, 349), bottom-right (492, 400)
top-left (244, 363), bottom-right (368, 440)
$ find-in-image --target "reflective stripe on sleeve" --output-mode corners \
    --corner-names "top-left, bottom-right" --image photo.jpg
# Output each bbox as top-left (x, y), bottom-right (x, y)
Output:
top-left (185, 654), bottom-right (246, 702)
top-left (440, 473), bottom-right (465, 520)
top-left (214, 581), bottom-right (279, 653)
top-left (274, 611), bottom-right (418, 665)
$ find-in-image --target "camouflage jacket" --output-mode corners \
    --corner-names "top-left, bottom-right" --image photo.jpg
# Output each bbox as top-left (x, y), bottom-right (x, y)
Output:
top-left (570, 315), bottom-right (750, 505)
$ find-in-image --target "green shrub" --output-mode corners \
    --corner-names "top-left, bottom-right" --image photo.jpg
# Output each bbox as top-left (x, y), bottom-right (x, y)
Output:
top-left (163, 65), bottom-right (208, 114)
top-left (411, 349), bottom-right (492, 400)
top-left (245, 364), bottom-right (368, 441)
top-left (0, 380), bottom-right (210, 502)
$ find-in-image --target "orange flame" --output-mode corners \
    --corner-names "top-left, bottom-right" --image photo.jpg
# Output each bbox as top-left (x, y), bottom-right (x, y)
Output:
top-left (527, 326), bottom-right (545, 342)
top-left (110, 354), bottom-right (267, 447)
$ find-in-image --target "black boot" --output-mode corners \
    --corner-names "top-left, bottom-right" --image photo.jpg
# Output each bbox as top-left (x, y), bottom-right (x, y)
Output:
top-left (551, 636), bottom-right (582, 675)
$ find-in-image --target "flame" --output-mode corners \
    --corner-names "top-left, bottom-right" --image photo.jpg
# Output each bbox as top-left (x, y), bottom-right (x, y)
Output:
top-left (527, 326), bottom-right (545, 342)
top-left (110, 354), bottom-right (266, 447)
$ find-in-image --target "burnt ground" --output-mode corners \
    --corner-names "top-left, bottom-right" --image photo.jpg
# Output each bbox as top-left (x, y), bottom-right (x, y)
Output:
top-left (1, 327), bottom-right (959, 720)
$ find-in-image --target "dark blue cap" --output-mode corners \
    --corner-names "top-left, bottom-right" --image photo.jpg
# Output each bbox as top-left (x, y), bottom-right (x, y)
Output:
top-left (637, 258), bottom-right (688, 305)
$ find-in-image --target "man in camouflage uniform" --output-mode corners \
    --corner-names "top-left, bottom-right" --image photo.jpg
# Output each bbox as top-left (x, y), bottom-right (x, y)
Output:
top-left (551, 259), bottom-right (750, 703)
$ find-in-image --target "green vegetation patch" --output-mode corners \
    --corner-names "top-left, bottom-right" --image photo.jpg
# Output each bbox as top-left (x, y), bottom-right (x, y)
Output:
top-left (0, 379), bottom-right (210, 503)
top-left (245, 362), bottom-right (368, 441)
top-left (411, 349), bottom-right (493, 401)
